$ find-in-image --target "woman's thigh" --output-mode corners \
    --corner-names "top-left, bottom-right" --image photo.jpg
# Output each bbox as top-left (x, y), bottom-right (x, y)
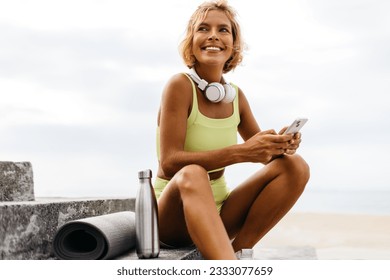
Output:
top-left (156, 164), bottom-right (213, 247)
top-left (157, 177), bottom-right (193, 247)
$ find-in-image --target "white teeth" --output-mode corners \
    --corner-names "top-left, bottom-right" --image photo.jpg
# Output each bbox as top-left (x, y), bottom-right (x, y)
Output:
top-left (205, 46), bottom-right (221, 51)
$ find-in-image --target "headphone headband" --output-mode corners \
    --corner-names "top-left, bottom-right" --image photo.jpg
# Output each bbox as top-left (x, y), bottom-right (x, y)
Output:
top-left (189, 68), bottom-right (208, 91)
top-left (188, 68), bottom-right (236, 103)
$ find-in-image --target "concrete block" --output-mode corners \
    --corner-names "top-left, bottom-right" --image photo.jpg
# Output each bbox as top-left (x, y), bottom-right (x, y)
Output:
top-left (0, 197), bottom-right (134, 260)
top-left (0, 162), bottom-right (34, 201)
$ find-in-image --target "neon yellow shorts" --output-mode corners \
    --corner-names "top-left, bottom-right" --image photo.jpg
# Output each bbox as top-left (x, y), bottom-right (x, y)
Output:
top-left (154, 175), bottom-right (230, 213)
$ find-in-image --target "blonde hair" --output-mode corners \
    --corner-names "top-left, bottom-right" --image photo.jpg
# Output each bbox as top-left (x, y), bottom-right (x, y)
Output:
top-left (179, 0), bottom-right (244, 73)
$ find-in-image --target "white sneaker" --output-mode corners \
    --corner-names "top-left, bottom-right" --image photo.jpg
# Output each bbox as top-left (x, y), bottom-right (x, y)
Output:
top-left (235, 249), bottom-right (254, 260)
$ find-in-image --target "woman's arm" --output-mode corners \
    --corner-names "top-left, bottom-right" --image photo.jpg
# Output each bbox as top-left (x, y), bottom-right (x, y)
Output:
top-left (237, 87), bottom-right (261, 141)
top-left (158, 75), bottom-right (293, 178)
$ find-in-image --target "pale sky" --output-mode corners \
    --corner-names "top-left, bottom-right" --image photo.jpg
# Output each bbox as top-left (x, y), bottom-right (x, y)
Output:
top-left (1, 0), bottom-right (389, 199)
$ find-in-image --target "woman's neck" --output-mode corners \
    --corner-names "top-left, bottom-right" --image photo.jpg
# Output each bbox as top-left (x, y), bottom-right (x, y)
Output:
top-left (193, 64), bottom-right (224, 83)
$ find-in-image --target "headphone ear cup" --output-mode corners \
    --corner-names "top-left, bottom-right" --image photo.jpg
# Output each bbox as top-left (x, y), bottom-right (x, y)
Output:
top-left (222, 84), bottom-right (236, 103)
top-left (205, 82), bottom-right (225, 103)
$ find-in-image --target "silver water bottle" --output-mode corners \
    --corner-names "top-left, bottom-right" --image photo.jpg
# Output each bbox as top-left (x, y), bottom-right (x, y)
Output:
top-left (135, 169), bottom-right (160, 258)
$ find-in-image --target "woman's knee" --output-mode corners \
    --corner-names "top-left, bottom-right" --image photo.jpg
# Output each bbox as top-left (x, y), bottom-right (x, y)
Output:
top-left (278, 154), bottom-right (310, 189)
top-left (290, 154), bottom-right (310, 178)
top-left (175, 164), bottom-right (210, 195)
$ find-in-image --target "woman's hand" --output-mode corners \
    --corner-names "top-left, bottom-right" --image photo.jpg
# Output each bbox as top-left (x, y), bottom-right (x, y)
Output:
top-left (278, 127), bottom-right (302, 155)
top-left (284, 132), bottom-right (302, 155)
top-left (242, 129), bottom-right (294, 164)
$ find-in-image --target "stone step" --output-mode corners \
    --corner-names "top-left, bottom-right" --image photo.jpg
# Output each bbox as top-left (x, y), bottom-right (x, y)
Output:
top-left (0, 197), bottom-right (134, 259)
top-left (116, 247), bottom-right (200, 260)
top-left (116, 246), bottom-right (317, 260)
top-left (0, 197), bottom-right (196, 260)
top-left (0, 161), bottom-right (34, 201)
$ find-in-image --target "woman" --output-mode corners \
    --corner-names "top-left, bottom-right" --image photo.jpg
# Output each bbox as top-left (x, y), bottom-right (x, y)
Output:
top-left (154, 0), bottom-right (310, 260)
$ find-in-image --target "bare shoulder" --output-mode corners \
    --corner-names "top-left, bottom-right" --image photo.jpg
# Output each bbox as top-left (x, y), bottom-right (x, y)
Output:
top-left (160, 73), bottom-right (194, 119)
top-left (162, 73), bottom-right (193, 102)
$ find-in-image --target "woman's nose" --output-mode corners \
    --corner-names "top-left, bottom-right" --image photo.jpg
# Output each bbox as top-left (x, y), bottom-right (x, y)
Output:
top-left (208, 30), bottom-right (219, 41)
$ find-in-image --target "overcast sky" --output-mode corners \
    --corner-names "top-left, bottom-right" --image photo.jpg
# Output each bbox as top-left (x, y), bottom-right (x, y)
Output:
top-left (1, 0), bottom-right (389, 199)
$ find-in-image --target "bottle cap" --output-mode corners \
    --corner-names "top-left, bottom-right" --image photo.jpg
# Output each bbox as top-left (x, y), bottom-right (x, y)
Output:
top-left (138, 169), bottom-right (152, 179)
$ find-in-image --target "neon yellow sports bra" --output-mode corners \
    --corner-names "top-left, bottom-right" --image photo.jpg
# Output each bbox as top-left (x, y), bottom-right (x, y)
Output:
top-left (156, 73), bottom-right (240, 172)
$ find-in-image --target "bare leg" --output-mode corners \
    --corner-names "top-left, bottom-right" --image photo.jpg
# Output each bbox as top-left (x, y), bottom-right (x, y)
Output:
top-left (220, 154), bottom-right (310, 252)
top-left (157, 164), bottom-right (236, 259)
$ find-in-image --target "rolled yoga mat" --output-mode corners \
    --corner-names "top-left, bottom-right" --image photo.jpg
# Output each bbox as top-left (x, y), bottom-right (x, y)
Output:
top-left (53, 211), bottom-right (136, 260)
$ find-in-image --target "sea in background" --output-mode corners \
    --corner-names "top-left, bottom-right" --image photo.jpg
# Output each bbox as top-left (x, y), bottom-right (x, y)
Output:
top-left (292, 189), bottom-right (390, 215)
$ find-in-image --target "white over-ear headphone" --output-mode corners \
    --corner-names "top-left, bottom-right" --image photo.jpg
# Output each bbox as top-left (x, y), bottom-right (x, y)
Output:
top-left (189, 68), bottom-right (236, 103)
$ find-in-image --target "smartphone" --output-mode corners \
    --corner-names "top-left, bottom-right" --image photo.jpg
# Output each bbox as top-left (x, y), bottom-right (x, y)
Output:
top-left (283, 118), bottom-right (308, 135)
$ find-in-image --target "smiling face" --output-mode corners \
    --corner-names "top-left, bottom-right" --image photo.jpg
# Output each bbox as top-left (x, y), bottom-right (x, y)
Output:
top-left (191, 10), bottom-right (234, 70)
top-left (179, 1), bottom-right (244, 73)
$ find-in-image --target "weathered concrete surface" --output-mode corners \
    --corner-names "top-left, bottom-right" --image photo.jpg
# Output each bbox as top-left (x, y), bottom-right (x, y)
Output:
top-left (181, 247), bottom-right (318, 260)
top-left (117, 245), bottom-right (318, 260)
top-left (118, 246), bottom-right (318, 260)
top-left (0, 162), bottom-right (34, 201)
top-left (0, 197), bottom-right (134, 260)
top-left (116, 246), bottom-right (198, 260)
top-left (181, 246), bottom-right (318, 260)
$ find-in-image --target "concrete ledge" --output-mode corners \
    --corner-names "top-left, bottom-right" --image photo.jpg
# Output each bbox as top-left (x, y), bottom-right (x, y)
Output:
top-left (0, 161), bottom-right (34, 201)
top-left (182, 246), bottom-right (318, 260)
top-left (116, 246), bottom-right (317, 260)
top-left (0, 197), bottom-right (134, 260)
top-left (116, 247), bottom-right (199, 260)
